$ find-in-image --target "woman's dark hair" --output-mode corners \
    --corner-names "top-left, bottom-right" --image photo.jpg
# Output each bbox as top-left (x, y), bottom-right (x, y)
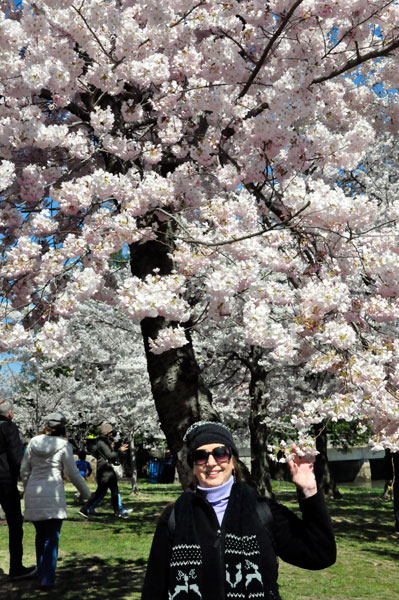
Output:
top-left (41, 424), bottom-right (67, 437)
top-left (232, 456), bottom-right (244, 481)
top-left (53, 425), bottom-right (66, 437)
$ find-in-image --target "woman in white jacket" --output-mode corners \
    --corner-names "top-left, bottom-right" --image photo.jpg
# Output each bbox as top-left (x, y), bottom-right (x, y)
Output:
top-left (21, 412), bottom-right (92, 590)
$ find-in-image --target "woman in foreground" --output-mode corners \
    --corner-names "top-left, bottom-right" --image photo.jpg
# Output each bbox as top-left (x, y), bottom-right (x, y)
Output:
top-left (141, 421), bottom-right (336, 600)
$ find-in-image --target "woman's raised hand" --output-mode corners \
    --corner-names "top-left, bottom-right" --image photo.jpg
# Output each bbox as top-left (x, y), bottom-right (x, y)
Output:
top-left (286, 443), bottom-right (318, 499)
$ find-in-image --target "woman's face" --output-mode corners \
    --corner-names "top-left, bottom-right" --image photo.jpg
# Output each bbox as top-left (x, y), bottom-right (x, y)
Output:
top-left (193, 443), bottom-right (234, 488)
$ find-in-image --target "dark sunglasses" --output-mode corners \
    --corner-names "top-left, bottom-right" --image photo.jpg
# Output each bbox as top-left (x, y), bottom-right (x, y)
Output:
top-left (191, 445), bottom-right (232, 466)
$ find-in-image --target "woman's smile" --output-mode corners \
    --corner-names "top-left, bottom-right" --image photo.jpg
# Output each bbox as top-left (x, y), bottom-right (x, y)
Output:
top-left (193, 443), bottom-right (234, 488)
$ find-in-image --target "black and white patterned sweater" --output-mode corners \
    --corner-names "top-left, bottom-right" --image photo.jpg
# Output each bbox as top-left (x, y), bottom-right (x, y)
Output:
top-left (141, 485), bottom-right (336, 600)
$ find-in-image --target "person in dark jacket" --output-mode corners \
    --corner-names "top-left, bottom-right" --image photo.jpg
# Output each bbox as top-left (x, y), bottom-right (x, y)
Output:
top-left (79, 423), bottom-right (128, 519)
top-left (141, 421), bottom-right (336, 600)
top-left (0, 399), bottom-right (36, 580)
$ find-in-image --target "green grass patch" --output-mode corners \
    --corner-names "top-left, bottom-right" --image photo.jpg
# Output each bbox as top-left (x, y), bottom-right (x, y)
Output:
top-left (1, 480), bottom-right (398, 599)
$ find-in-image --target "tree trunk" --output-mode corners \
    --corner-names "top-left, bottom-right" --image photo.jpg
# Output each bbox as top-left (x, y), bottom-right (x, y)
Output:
top-left (141, 317), bottom-right (218, 486)
top-left (313, 421), bottom-right (342, 498)
top-left (139, 317), bottom-right (217, 449)
top-left (248, 347), bottom-right (273, 498)
top-left (129, 222), bottom-right (219, 488)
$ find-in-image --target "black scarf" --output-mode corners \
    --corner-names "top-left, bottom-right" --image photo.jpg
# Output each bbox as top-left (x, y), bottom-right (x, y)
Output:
top-left (168, 482), bottom-right (280, 600)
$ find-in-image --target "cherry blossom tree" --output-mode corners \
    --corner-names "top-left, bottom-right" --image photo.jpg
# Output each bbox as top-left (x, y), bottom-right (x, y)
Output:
top-left (6, 352), bottom-right (87, 438)
top-left (3, 1), bottom-right (399, 465)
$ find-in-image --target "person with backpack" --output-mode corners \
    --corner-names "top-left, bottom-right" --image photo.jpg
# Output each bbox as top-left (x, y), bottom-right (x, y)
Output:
top-left (0, 399), bottom-right (36, 581)
top-left (79, 423), bottom-right (129, 519)
top-left (141, 421), bottom-right (336, 600)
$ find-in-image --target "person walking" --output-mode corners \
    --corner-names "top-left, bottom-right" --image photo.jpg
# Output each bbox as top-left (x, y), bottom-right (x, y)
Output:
top-left (79, 423), bottom-right (129, 519)
top-left (141, 421), bottom-right (336, 600)
top-left (20, 412), bottom-right (92, 589)
top-left (0, 399), bottom-right (36, 581)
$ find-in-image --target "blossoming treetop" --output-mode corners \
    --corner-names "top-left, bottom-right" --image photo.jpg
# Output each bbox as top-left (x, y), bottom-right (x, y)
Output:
top-left (2, 0), bottom-right (399, 455)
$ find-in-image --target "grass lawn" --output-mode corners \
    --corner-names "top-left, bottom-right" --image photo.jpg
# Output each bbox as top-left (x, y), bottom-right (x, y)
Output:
top-left (1, 480), bottom-right (398, 599)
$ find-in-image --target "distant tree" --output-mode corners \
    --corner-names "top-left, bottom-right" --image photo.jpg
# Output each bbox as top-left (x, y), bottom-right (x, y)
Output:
top-left (8, 300), bottom-right (160, 491)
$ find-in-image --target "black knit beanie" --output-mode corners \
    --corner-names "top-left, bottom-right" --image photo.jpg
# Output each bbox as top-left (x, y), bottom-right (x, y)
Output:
top-left (184, 421), bottom-right (239, 462)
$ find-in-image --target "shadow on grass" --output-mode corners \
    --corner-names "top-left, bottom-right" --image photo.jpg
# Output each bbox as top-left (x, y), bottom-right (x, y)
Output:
top-left (65, 497), bottom-right (173, 537)
top-left (65, 482), bottom-right (177, 536)
top-left (1, 553), bottom-right (146, 600)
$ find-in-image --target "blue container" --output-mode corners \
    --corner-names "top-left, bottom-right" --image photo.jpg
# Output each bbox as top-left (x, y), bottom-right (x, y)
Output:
top-left (149, 460), bottom-right (164, 483)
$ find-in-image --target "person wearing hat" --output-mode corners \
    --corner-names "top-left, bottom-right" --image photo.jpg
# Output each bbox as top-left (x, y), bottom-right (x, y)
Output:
top-left (20, 412), bottom-right (92, 589)
top-left (141, 421), bottom-right (336, 600)
top-left (79, 423), bottom-right (129, 519)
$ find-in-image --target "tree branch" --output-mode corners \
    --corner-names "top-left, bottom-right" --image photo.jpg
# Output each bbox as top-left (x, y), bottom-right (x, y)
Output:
top-left (238, 0), bottom-right (305, 99)
top-left (312, 36), bottom-right (399, 85)
top-left (72, 5), bottom-right (124, 65)
top-left (170, 1), bottom-right (206, 28)
top-left (156, 201), bottom-right (310, 248)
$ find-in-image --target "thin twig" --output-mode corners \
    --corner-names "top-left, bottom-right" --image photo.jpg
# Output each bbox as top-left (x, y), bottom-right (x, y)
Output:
top-left (72, 5), bottom-right (122, 65)
top-left (170, 1), bottom-right (206, 28)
